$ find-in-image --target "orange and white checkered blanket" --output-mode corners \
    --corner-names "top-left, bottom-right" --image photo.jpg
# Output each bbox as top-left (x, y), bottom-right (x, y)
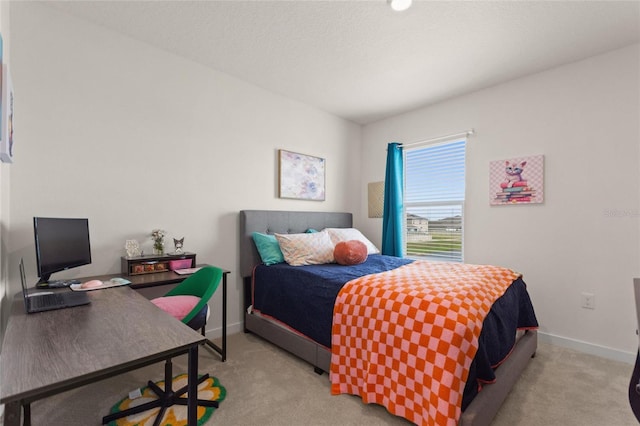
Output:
top-left (329, 261), bottom-right (520, 426)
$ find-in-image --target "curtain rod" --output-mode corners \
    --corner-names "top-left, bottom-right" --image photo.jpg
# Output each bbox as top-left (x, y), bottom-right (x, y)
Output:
top-left (399, 129), bottom-right (475, 148)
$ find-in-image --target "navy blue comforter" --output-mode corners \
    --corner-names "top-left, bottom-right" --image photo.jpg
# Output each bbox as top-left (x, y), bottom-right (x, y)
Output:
top-left (251, 254), bottom-right (538, 409)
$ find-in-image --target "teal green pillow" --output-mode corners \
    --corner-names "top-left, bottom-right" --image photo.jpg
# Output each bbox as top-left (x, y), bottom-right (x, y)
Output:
top-left (305, 228), bottom-right (319, 233)
top-left (252, 232), bottom-right (285, 265)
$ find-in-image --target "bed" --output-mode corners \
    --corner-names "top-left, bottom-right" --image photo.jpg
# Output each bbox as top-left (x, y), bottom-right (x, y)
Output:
top-left (240, 210), bottom-right (538, 426)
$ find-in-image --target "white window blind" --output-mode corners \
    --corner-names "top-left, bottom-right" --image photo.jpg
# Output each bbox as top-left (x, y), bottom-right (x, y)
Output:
top-left (405, 139), bottom-right (466, 262)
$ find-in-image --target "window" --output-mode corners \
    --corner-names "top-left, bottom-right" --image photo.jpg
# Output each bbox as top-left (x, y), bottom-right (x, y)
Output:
top-left (404, 139), bottom-right (466, 262)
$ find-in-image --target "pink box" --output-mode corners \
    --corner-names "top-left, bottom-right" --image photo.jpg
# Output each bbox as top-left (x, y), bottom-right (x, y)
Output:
top-left (169, 259), bottom-right (192, 271)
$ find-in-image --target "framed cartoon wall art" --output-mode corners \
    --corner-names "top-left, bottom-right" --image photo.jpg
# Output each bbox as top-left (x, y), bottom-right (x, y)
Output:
top-left (490, 155), bottom-right (544, 205)
top-left (278, 149), bottom-right (326, 201)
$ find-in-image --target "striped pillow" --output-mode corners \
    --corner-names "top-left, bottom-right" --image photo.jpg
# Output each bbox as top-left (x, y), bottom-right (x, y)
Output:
top-left (275, 230), bottom-right (335, 266)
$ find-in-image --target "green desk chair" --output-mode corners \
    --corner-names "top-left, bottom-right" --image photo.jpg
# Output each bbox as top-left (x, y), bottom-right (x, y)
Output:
top-left (103, 266), bottom-right (223, 425)
top-left (166, 265), bottom-right (223, 345)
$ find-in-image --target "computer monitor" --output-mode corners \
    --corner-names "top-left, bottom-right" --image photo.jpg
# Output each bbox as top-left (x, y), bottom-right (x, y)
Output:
top-left (33, 217), bottom-right (92, 284)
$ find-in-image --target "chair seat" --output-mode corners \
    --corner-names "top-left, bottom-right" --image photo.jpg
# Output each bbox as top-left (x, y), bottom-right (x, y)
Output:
top-left (151, 295), bottom-right (201, 321)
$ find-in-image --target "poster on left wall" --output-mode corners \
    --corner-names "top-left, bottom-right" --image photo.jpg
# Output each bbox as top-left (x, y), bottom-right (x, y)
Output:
top-left (0, 34), bottom-right (13, 164)
top-left (1, 64), bottom-right (14, 163)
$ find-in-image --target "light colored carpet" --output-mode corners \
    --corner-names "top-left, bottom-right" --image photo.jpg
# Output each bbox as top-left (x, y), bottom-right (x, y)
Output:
top-left (12, 332), bottom-right (638, 425)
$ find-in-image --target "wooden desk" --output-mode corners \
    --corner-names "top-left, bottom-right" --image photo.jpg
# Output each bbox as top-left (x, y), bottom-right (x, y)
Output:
top-left (0, 286), bottom-right (205, 426)
top-left (80, 266), bottom-right (230, 362)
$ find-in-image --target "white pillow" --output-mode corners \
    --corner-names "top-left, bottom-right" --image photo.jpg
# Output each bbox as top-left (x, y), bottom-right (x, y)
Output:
top-left (324, 228), bottom-right (380, 255)
top-left (275, 230), bottom-right (335, 266)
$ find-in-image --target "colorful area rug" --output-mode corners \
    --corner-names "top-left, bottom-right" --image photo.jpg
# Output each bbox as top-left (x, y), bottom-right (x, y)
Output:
top-left (107, 374), bottom-right (226, 426)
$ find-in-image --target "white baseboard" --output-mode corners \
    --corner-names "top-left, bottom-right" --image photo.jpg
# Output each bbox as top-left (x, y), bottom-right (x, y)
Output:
top-left (538, 331), bottom-right (636, 365)
top-left (203, 320), bottom-right (243, 340)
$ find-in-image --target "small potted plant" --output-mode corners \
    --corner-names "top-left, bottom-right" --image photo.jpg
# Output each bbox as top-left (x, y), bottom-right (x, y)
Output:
top-left (150, 229), bottom-right (166, 255)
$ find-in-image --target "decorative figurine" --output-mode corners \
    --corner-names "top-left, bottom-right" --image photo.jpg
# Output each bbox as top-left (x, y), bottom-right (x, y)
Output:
top-left (173, 237), bottom-right (184, 254)
top-left (125, 240), bottom-right (141, 258)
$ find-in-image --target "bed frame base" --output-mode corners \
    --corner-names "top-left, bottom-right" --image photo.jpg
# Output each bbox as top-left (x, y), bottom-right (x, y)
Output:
top-left (460, 329), bottom-right (537, 426)
top-left (245, 311), bottom-right (536, 426)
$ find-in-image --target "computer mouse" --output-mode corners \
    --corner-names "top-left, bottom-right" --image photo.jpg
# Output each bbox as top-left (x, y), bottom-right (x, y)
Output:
top-left (80, 279), bottom-right (103, 289)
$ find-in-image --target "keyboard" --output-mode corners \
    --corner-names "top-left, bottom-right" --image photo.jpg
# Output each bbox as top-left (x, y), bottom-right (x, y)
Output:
top-left (36, 280), bottom-right (81, 289)
top-left (29, 293), bottom-right (66, 309)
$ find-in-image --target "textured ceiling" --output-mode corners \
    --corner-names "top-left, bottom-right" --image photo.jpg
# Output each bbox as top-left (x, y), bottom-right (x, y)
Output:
top-left (47, 0), bottom-right (640, 124)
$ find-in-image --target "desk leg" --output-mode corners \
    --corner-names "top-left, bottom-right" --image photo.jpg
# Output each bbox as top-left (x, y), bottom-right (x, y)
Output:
top-left (3, 401), bottom-right (20, 426)
top-left (203, 272), bottom-right (227, 361)
top-left (222, 272), bottom-right (227, 361)
top-left (23, 403), bottom-right (31, 426)
top-left (187, 344), bottom-right (198, 425)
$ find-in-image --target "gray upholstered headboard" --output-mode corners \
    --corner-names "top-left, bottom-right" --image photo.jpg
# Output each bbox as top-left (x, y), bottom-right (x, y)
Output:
top-left (239, 210), bottom-right (353, 279)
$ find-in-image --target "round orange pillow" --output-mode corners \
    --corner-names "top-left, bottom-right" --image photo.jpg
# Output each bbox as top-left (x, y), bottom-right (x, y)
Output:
top-left (333, 240), bottom-right (368, 265)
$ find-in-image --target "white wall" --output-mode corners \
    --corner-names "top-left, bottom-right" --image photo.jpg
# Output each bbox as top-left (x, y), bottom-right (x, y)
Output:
top-left (7, 3), bottom-right (361, 336)
top-left (359, 44), bottom-right (640, 360)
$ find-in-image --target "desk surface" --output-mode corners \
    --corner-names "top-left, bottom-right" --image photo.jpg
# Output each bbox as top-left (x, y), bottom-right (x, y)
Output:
top-left (82, 265), bottom-right (230, 290)
top-left (0, 286), bottom-right (205, 405)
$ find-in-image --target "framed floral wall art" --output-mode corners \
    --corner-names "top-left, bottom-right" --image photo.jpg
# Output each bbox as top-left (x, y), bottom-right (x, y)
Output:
top-left (490, 154), bottom-right (544, 205)
top-left (278, 149), bottom-right (325, 201)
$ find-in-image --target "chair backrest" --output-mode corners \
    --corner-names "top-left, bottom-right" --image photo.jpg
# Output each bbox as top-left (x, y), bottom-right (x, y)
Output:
top-left (165, 266), bottom-right (223, 325)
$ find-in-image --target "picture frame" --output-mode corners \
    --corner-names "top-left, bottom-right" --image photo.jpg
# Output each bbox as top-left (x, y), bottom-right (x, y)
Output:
top-left (0, 34), bottom-right (10, 164)
top-left (489, 154), bottom-right (544, 205)
top-left (125, 239), bottom-right (141, 258)
top-left (368, 181), bottom-right (384, 218)
top-left (278, 149), bottom-right (326, 201)
top-left (0, 64), bottom-right (14, 164)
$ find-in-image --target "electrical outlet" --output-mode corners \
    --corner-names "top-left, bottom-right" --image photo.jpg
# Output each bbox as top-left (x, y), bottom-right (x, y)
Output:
top-left (581, 292), bottom-right (595, 309)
